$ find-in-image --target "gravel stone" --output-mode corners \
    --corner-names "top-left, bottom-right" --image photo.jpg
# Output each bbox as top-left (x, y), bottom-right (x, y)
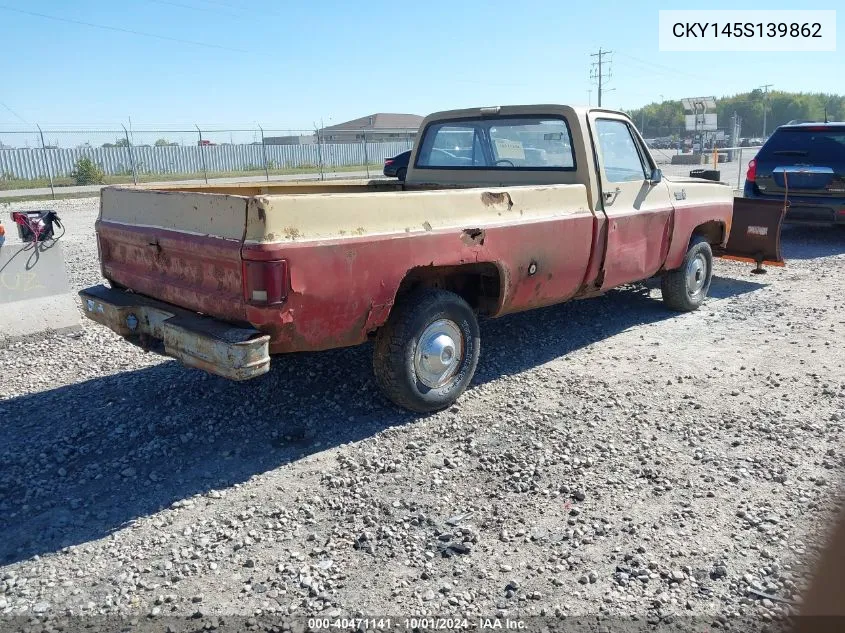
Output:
top-left (0, 200), bottom-right (840, 623)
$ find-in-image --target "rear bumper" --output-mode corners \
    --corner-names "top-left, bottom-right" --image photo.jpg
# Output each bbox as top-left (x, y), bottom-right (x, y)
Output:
top-left (743, 187), bottom-right (845, 225)
top-left (79, 285), bottom-right (270, 381)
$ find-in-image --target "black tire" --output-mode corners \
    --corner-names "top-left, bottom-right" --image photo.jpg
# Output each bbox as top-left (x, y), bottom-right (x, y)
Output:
top-left (396, 167), bottom-right (407, 182)
top-left (373, 289), bottom-right (480, 413)
top-left (661, 237), bottom-right (713, 312)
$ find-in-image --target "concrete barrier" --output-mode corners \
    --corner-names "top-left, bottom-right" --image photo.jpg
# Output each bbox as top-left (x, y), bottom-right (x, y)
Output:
top-left (0, 214), bottom-right (81, 343)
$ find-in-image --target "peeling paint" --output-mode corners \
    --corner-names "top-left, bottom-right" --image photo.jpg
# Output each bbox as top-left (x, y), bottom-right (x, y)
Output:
top-left (460, 228), bottom-right (485, 246)
top-left (481, 191), bottom-right (514, 211)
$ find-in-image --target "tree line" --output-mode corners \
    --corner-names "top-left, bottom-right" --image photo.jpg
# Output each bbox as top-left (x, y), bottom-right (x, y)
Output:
top-left (628, 90), bottom-right (845, 139)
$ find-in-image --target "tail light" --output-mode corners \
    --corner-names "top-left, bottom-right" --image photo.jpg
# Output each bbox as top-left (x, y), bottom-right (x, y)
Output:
top-left (242, 259), bottom-right (289, 306)
top-left (746, 158), bottom-right (757, 183)
top-left (384, 159), bottom-right (394, 165)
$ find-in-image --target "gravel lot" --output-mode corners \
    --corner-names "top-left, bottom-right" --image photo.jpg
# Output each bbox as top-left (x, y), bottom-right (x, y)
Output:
top-left (0, 197), bottom-right (843, 630)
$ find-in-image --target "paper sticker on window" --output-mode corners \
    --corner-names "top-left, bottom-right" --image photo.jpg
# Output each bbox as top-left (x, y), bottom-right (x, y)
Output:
top-left (494, 139), bottom-right (525, 160)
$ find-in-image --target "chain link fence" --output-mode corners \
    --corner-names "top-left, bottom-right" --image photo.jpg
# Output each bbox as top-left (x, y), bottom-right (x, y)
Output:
top-left (0, 124), bottom-right (760, 196)
top-left (0, 126), bottom-right (418, 195)
top-left (651, 146), bottom-right (761, 192)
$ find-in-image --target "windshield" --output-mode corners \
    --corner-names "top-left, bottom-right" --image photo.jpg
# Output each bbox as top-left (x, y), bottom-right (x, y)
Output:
top-left (415, 117), bottom-right (576, 170)
top-left (761, 128), bottom-right (845, 162)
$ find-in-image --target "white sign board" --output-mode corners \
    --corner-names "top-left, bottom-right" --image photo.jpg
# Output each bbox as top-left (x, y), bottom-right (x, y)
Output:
top-left (685, 113), bottom-right (718, 131)
top-left (494, 139), bottom-right (525, 160)
top-left (681, 96), bottom-right (716, 111)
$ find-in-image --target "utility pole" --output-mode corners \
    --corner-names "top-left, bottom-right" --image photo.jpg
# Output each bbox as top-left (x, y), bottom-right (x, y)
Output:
top-left (590, 48), bottom-right (613, 107)
top-left (759, 84), bottom-right (773, 138)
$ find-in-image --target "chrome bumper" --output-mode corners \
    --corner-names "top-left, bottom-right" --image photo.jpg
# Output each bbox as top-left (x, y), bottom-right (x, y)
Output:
top-left (79, 285), bottom-right (270, 381)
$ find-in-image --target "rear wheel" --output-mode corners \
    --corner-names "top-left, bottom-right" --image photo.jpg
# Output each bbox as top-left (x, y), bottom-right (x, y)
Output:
top-left (397, 167), bottom-right (407, 181)
top-left (373, 289), bottom-right (480, 413)
top-left (661, 237), bottom-right (713, 312)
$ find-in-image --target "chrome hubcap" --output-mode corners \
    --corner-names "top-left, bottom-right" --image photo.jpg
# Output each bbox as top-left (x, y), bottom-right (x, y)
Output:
top-left (414, 319), bottom-right (464, 389)
top-left (686, 253), bottom-right (708, 296)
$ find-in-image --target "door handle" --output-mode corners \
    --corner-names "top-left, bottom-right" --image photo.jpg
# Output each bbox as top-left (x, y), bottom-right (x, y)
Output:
top-left (603, 187), bottom-right (621, 202)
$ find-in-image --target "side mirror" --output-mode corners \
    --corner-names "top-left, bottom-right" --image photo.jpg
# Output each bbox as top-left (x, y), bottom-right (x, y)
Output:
top-left (648, 168), bottom-right (663, 184)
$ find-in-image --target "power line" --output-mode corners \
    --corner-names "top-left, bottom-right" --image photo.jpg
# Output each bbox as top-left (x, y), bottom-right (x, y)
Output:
top-left (590, 48), bottom-right (614, 107)
top-left (0, 100), bottom-right (28, 125)
top-left (193, 0), bottom-right (242, 8)
top-left (145, 0), bottom-right (242, 18)
top-left (614, 52), bottom-right (724, 84)
top-left (0, 4), bottom-right (245, 53)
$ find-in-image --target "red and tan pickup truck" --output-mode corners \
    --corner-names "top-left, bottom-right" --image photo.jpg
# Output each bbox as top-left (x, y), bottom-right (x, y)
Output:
top-left (80, 105), bottom-right (785, 412)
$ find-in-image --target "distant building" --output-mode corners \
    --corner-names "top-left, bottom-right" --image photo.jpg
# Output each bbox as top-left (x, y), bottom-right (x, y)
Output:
top-left (317, 113), bottom-right (423, 143)
top-left (264, 134), bottom-right (316, 146)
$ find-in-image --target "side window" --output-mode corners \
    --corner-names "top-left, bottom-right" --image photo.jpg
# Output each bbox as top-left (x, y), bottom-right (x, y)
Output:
top-left (595, 119), bottom-right (648, 183)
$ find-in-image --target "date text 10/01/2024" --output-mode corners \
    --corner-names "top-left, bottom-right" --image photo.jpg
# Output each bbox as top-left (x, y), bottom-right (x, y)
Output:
top-left (307, 618), bottom-right (527, 630)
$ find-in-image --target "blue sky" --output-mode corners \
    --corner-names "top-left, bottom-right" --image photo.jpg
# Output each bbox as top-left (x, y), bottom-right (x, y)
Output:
top-left (0, 0), bottom-right (842, 130)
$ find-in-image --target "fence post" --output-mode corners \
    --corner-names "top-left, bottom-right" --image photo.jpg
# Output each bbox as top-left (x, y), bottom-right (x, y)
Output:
top-left (258, 124), bottom-right (269, 182)
top-left (195, 124), bottom-right (208, 184)
top-left (36, 124), bottom-right (55, 199)
top-left (122, 124), bottom-right (138, 185)
top-left (363, 131), bottom-right (369, 179)
top-left (736, 148), bottom-right (743, 190)
top-left (314, 125), bottom-right (324, 181)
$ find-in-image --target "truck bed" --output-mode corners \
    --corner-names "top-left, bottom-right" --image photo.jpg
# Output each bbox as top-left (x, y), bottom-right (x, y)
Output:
top-left (97, 180), bottom-right (595, 351)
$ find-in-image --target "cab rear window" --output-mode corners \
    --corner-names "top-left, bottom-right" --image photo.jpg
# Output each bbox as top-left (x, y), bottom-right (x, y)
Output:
top-left (415, 117), bottom-right (576, 170)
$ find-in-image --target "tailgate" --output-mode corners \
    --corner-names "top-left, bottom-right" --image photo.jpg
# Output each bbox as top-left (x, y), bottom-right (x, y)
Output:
top-left (96, 187), bottom-right (249, 322)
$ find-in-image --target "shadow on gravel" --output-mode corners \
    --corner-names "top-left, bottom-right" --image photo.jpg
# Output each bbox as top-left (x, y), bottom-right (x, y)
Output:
top-left (707, 276), bottom-right (767, 300)
top-left (0, 275), bottom-right (764, 564)
top-left (780, 224), bottom-right (845, 260)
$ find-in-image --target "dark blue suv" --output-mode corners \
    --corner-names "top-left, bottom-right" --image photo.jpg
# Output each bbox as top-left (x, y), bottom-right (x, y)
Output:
top-left (383, 150), bottom-right (411, 181)
top-left (744, 122), bottom-right (845, 226)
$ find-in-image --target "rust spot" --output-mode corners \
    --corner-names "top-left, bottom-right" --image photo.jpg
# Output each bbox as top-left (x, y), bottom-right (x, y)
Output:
top-left (460, 228), bottom-right (485, 246)
top-left (283, 227), bottom-right (301, 239)
top-left (422, 221), bottom-right (433, 231)
top-left (355, 227), bottom-right (366, 236)
top-left (257, 207), bottom-right (266, 222)
top-left (481, 191), bottom-right (513, 211)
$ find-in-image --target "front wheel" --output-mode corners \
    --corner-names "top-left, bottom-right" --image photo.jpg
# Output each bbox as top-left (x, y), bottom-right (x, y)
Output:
top-left (661, 237), bottom-right (713, 312)
top-left (373, 289), bottom-right (480, 413)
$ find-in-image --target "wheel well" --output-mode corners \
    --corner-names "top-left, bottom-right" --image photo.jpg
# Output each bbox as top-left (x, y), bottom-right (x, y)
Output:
top-left (691, 220), bottom-right (725, 246)
top-left (395, 263), bottom-right (503, 316)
